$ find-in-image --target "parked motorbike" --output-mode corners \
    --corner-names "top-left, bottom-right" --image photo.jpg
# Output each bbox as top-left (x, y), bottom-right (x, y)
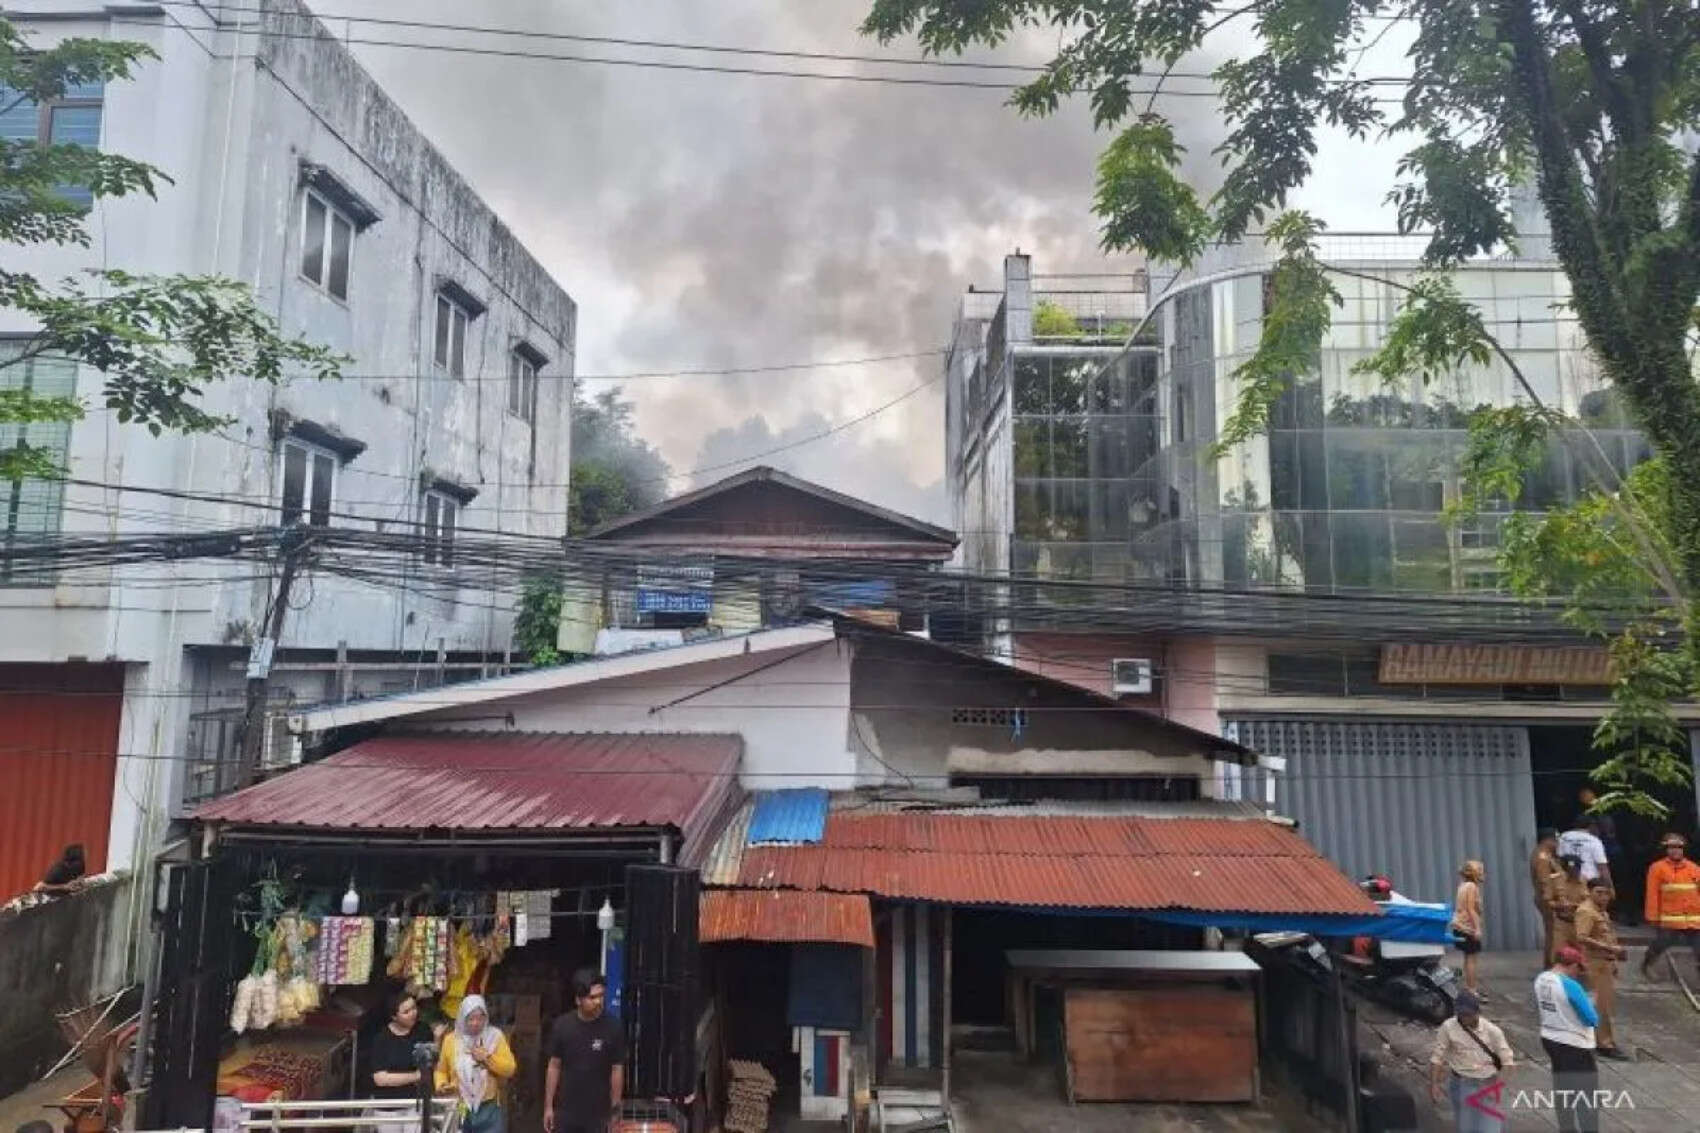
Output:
top-left (1253, 875), bottom-right (1459, 1025)
top-left (1342, 875), bottom-right (1460, 1024)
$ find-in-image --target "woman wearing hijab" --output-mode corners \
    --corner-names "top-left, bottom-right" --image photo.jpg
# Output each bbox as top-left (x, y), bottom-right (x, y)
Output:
top-left (434, 995), bottom-right (515, 1133)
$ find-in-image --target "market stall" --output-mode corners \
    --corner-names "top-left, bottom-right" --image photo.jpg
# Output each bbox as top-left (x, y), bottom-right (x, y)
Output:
top-left (143, 732), bottom-right (740, 1132)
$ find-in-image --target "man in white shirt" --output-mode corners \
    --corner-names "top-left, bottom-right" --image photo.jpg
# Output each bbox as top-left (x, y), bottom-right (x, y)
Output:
top-left (1429, 990), bottom-right (1515, 1132)
top-left (1559, 818), bottom-right (1613, 887)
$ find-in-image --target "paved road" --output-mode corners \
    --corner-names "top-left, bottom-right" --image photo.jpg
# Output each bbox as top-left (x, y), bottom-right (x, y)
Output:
top-left (1362, 950), bottom-right (1700, 1131)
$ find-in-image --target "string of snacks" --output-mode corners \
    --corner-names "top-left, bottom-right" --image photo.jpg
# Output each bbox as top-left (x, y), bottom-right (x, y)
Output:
top-left (314, 916), bottom-right (376, 986)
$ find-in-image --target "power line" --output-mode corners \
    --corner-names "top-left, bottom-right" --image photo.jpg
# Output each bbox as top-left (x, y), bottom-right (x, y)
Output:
top-left (97, 7), bottom-right (1414, 103)
top-left (155, 0), bottom-right (1427, 91)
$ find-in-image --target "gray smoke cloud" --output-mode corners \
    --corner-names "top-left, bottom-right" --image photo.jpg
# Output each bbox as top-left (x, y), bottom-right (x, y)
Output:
top-left (321, 2), bottom-right (1389, 525)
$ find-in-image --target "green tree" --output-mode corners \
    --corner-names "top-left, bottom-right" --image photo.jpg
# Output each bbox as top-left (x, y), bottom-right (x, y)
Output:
top-left (513, 386), bottom-right (670, 666)
top-left (0, 18), bottom-right (342, 483)
top-left (568, 386), bottom-right (667, 536)
top-left (863, 0), bottom-right (1700, 815)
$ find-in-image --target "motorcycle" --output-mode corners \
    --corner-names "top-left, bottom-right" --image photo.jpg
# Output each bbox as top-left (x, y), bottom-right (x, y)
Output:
top-left (1252, 875), bottom-right (1460, 1025)
top-left (1341, 875), bottom-right (1461, 1024)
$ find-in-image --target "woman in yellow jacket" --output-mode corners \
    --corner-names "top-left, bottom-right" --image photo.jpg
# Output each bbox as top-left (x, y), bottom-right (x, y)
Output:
top-left (435, 995), bottom-right (515, 1133)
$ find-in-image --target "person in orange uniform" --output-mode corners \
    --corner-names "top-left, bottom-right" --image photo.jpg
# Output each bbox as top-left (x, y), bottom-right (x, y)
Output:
top-left (1641, 833), bottom-right (1700, 981)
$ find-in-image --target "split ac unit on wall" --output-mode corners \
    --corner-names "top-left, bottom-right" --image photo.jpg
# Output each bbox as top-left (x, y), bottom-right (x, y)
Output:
top-left (258, 714), bottom-right (303, 771)
top-left (1110, 658), bottom-right (1155, 696)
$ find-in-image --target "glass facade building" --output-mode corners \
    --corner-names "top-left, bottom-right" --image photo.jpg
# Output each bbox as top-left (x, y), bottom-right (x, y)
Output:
top-left (949, 245), bottom-right (1650, 599)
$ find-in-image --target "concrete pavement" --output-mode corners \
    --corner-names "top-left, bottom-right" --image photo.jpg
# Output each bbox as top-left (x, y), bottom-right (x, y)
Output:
top-left (1361, 951), bottom-right (1700, 1131)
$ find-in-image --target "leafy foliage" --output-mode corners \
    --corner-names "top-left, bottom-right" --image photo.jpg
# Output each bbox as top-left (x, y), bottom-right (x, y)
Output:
top-left (1094, 117), bottom-right (1213, 261)
top-left (514, 386), bottom-right (670, 662)
top-left (0, 16), bottom-right (345, 482)
top-left (513, 574), bottom-right (564, 667)
top-left (567, 386), bottom-right (668, 535)
top-left (863, 0), bottom-right (1700, 815)
top-left (1031, 299), bottom-right (1082, 337)
top-left (1216, 213), bottom-right (1337, 450)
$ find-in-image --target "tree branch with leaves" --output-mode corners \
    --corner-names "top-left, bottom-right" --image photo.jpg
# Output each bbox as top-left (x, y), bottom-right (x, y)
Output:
top-left (0, 16), bottom-right (344, 483)
top-left (863, 0), bottom-right (1700, 816)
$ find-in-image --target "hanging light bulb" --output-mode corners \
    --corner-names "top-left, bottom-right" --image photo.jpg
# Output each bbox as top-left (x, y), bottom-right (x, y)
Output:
top-left (341, 878), bottom-right (360, 915)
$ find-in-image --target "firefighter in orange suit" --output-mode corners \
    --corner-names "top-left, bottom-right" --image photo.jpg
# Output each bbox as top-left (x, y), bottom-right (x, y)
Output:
top-left (1641, 833), bottom-right (1700, 980)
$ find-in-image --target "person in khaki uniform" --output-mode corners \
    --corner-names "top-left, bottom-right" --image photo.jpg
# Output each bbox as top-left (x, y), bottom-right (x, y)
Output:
top-left (1575, 878), bottom-right (1629, 1060)
top-left (1546, 854), bottom-right (1589, 957)
top-left (1530, 829), bottom-right (1562, 965)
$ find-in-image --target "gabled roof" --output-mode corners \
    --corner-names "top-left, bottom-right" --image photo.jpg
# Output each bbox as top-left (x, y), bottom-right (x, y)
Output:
top-left (583, 465), bottom-right (958, 550)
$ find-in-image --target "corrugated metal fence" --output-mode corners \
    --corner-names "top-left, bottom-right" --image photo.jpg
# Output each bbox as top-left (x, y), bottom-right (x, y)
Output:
top-left (1230, 718), bottom-right (1540, 951)
top-left (0, 663), bottom-right (124, 900)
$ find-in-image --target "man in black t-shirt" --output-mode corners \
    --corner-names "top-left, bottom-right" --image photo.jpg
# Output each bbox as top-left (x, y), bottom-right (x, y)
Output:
top-left (544, 968), bottom-right (627, 1133)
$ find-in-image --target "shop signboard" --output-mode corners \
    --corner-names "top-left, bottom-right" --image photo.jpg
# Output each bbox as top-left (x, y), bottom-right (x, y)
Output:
top-left (635, 564), bottom-right (713, 615)
top-left (1378, 643), bottom-right (1612, 685)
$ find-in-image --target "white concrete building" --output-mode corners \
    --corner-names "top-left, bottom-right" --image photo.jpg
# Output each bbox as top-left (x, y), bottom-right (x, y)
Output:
top-left (0, 0), bottom-right (575, 908)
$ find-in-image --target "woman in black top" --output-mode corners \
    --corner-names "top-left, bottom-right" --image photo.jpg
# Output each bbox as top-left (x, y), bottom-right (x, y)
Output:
top-left (369, 990), bottom-right (434, 1100)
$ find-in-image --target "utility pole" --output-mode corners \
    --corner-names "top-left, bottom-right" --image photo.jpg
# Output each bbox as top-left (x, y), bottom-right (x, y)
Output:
top-left (236, 527), bottom-right (311, 787)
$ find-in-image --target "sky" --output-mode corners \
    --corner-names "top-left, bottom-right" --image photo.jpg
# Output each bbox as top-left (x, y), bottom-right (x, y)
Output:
top-left (318, 1), bottom-right (1407, 524)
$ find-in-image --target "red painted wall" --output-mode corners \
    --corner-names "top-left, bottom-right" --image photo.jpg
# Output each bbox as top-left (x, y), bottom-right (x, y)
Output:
top-left (0, 664), bottom-right (123, 900)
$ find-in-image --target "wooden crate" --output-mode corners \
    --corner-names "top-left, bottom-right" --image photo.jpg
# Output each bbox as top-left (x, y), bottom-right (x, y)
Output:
top-left (1062, 986), bottom-right (1255, 1103)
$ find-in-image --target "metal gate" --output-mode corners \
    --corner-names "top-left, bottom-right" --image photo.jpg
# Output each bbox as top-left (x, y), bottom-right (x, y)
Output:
top-left (1231, 718), bottom-right (1540, 951)
top-left (623, 863), bottom-right (700, 1099)
top-left (143, 856), bottom-right (241, 1130)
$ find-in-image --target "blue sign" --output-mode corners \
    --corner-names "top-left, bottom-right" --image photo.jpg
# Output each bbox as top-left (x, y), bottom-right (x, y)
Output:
top-left (635, 588), bottom-right (713, 614)
top-left (635, 564), bottom-right (713, 615)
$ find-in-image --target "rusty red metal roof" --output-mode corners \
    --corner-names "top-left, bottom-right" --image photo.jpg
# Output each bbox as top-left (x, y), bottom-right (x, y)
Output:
top-left (700, 889), bottom-right (873, 948)
top-left (194, 733), bottom-right (742, 845)
top-left (734, 811), bottom-right (1375, 916)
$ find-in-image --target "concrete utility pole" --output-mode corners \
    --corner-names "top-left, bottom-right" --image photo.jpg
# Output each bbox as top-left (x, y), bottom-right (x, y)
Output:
top-left (237, 527), bottom-right (311, 786)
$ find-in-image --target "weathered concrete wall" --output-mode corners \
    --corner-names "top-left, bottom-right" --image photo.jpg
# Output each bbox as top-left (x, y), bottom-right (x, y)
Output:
top-left (849, 634), bottom-right (1216, 788)
top-left (0, 1), bottom-right (578, 902)
top-left (0, 874), bottom-right (134, 1100)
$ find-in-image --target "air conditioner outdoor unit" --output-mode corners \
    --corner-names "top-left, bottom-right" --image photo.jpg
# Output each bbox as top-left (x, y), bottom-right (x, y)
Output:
top-left (258, 714), bottom-right (302, 771)
top-left (1111, 657), bottom-right (1154, 696)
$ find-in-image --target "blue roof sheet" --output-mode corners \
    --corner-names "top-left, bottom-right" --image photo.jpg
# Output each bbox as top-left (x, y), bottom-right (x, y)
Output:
top-left (747, 788), bottom-right (830, 845)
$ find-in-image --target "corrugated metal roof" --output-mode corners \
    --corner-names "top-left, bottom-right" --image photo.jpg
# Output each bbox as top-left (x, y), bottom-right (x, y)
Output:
top-left (748, 788), bottom-right (829, 844)
top-left (194, 732), bottom-right (742, 837)
top-left (730, 810), bottom-right (1376, 916)
top-left (700, 889), bottom-right (873, 947)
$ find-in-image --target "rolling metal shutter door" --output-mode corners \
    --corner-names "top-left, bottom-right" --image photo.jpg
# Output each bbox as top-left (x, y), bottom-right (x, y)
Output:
top-left (1231, 718), bottom-right (1539, 951)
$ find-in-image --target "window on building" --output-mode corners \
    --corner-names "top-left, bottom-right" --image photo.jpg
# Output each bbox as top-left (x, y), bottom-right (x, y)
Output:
top-left (422, 490), bottom-right (457, 566)
top-left (279, 438), bottom-right (336, 526)
top-left (434, 294), bottom-right (471, 378)
top-left (0, 79), bottom-right (103, 209)
top-left (299, 190), bottom-right (353, 300)
top-left (1, 348), bottom-right (76, 581)
top-left (508, 347), bottom-right (541, 424)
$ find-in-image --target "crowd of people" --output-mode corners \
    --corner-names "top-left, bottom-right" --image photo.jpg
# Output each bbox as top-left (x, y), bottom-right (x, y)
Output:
top-left (1427, 814), bottom-right (1700, 1133)
top-left (363, 968), bottom-right (628, 1133)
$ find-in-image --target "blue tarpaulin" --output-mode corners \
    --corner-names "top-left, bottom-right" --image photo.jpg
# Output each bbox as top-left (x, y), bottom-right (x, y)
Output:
top-left (1139, 900), bottom-right (1454, 944)
top-left (749, 788), bottom-right (830, 844)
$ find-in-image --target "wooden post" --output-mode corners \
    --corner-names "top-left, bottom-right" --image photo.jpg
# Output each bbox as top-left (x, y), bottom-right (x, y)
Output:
top-left (1334, 954), bottom-right (1360, 1133)
top-left (941, 906), bottom-right (953, 1105)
